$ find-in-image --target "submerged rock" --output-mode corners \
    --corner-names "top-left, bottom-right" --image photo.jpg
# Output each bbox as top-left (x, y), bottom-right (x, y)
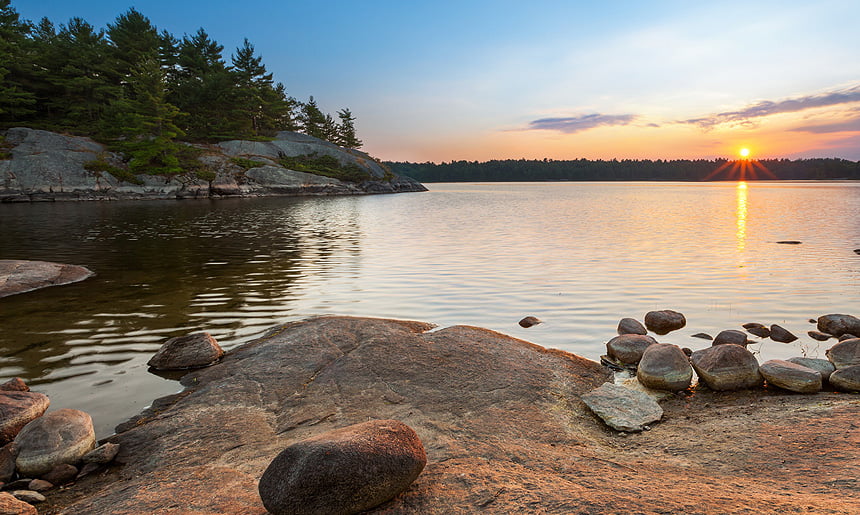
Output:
top-left (147, 332), bottom-right (224, 370)
top-left (581, 383), bottom-right (663, 432)
top-left (14, 409), bottom-right (96, 477)
top-left (825, 338), bottom-right (860, 369)
top-left (258, 419), bottom-right (426, 515)
top-left (691, 344), bottom-right (762, 391)
top-left (0, 260), bottom-right (94, 298)
top-left (828, 365), bottom-right (860, 392)
top-left (0, 391), bottom-right (50, 445)
top-left (769, 324), bottom-right (798, 343)
top-left (637, 343), bottom-right (693, 391)
top-left (787, 357), bottom-right (835, 381)
top-left (617, 318), bottom-right (647, 335)
top-left (808, 331), bottom-right (833, 341)
top-left (818, 314), bottom-right (860, 338)
top-left (713, 330), bottom-right (748, 346)
top-left (743, 323), bottom-right (771, 338)
top-left (518, 316), bottom-right (542, 328)
top-left (644, 310), bottom-right (686, 335)
top-left (760, 360), bottom-right (822, 393)
top-left (606, 334), bottom-right (657, 366)
top-left (691, 333), bottom-right (713, 340)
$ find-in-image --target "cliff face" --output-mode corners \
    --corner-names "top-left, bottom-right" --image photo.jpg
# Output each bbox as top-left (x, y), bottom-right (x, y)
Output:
top-left (0, 128), bottom-right (426, 201)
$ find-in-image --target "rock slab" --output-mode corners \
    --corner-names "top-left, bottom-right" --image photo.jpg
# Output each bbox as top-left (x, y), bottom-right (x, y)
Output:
top-left (147, 332), bottom-right (224, 370)
top-left (691, 344), bottom-right (763, 391)
top-left (760, 360), bottom-right (822, 393)
top-left (259, 419), bottom-right (426, 515)
top-left (0, 391), bottom-right (50, 445)
top-left (14, 409), bottom-right (96, 476)
top-left (0, 260), bottom-right (93, 298)
top-left (581, 383), bottom-right (663, 432)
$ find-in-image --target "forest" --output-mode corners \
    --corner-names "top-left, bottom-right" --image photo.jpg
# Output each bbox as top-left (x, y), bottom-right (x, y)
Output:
top-left (0, 0), bottom-right (361, 175)
top-left (388, 157), bottom-right (860, 183)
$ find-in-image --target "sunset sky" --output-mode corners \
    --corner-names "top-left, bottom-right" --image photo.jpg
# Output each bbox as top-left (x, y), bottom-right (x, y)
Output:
top-left (15, 0), bottom-right (860, 162)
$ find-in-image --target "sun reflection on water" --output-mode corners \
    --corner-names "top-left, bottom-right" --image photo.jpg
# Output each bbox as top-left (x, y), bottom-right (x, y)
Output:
top-left (736, 181), bottom-right (748, 252)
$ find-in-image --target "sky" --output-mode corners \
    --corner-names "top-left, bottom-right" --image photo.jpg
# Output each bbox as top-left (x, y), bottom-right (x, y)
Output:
top-left (13, 0), bottom-right (860, 162)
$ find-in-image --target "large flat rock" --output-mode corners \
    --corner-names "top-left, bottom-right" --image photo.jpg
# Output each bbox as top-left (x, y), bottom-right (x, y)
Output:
top-left (47, 317), bottom-right (860, 514)
top-left (0, 260), bottom-right (93, 298)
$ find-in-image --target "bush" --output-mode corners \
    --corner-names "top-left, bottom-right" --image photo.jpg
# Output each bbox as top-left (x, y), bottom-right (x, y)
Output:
top-left (277, 152), bottom-right (371, 183)
top-left (84, 154), bottom-right (142, 184)
top-left (230, 156), bottom-right (265, 170)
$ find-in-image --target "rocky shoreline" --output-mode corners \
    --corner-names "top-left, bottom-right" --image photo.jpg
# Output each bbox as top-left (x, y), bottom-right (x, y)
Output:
top-left (0, 128), bottom-right (426, 202)
top-left (1, 315), bottom-right (856, 514)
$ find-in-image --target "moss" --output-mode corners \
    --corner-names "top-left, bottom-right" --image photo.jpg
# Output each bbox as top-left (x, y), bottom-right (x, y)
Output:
top-left (277, 153), bottom-right (372, 183)
top-left (230, 156), bottom-right (265, 170)
top-left (84, 153), bottom-right (142, 184)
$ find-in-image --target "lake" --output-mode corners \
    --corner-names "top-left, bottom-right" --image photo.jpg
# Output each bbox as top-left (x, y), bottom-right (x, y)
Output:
top-left (2, 181), bottom-right (859, 437)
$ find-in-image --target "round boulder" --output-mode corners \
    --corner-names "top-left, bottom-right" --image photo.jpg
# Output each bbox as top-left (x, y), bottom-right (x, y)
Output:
top-left (0, 391), bottom-right (50, 445)
top-left (14, 409), bottom-right (96, 477)
top-left (606, 334), bottom-right (657, 366)
top-left (828, 365), bottom-right (860, 392)
top-left (787, 357), bottom-right (835, 381)
top-left (518, 316), bottom-right (541, 328)
top-left (825, 338), bottom-right (860, 369)
top-left (712, 330), bottom-right (748, 347)
top-left (759, 360), bottom-right (822, 393)
top-left (769, 324), bottom-right (797, 343)
top-left (258, 419), bottom-right (426, 515)
top-left (690, 344), bottom-right (762, 391)
top-left (817, 314), bottom-right (860, 337)
top-left (636, 343), bottom-right (693, 391)
top-left (147, 332), bottom-right (224, 370)
top-left (644, 310), bottom-right (686, 335)
top-left (617, 317), bottom-right (647, 336)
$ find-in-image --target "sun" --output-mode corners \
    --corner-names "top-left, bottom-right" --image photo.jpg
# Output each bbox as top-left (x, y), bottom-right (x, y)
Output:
top-left (739, 147), bottom-right (751, 159)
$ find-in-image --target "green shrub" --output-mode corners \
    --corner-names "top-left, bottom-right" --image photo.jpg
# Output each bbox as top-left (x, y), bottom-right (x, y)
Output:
top-left (0, 135), bottom-right (12, 160)
top-left (277, 152), bottom-right (371, 183)
top-left (230, 156), bottom-right (265, 170)
top-left (84, 154), bottom-right (142, 184)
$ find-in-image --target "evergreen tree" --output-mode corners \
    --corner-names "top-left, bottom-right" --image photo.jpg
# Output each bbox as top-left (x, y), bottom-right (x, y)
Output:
top-left (336, 108), bottom-right (362, 148)
top-left (0, 0), bottom-right (36, 122)
top-left (106, 8), bottom-right (160, 83)
top-left (300, 96), bottom-right (326, 140)
top-left (231, 38), bottom-right (272, 136)
top-left (322, 113), bottom-right (338, 143)
top-left (157, 29), bottom-right (180, 85)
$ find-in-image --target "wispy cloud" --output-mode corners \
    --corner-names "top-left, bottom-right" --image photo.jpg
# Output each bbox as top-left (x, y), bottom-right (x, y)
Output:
top-left (527, 114), bottom-right (637, 134)
top-left (789, 116), bottom-right (860, 133)
top-left (681, 85), bottom-right (860, 129)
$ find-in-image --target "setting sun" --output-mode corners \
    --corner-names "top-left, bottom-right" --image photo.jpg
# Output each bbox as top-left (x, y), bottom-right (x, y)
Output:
top-left (739, 147), bottom-right (751, 158)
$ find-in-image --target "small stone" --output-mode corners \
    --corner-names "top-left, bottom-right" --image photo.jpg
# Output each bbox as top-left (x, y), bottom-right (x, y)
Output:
top-left (829, 365), bottom-right (860, 392)
top-left (839, 334), bottom-right (858, 342)
top-left (644, 310), bottom-right (686, 335)
top-left (518, 316), bottom-right (541, 328)
top-left (82, 442), bottom-right (119, 464)
top-left (691, 333), bottom-right (713, 340)
top-left (10, 490), bottom-right (45, 504)
top-left (826, 338), bottom-right (860, 369)
top-left (691, 344), bottom-right (763, 391)
top-left (681, 347), bottom-right (693, 357)
top-left (855, 249), bottom-right (860, 255)
top-left (147, 332), bottom-right (224, 370)
top-left (617, 318), bottom-right (647, 335)
top-left (769, 324), bottom-right (798, 343)
top-left (76, 462), bottom-right (102, 479)
top-left (27, 479), bottom-right (52, 492)
top-left (713, 330), bottom-right (749, 346)
top-left (0, 492), bottom-right (36, 514)
top-left (0, 379), bottom-right (29, 392)
top-left (742, 323), bottom-right (771, 338)
top-left (787, 357), bottom-right (836, 381)
top-left (809, 319), bottom-right (817, 324)
top-left (0, 444), bottom-right (17, 483)
top-left (606, 334), bottom-right (657, 365)
top-left (0, 391), bottom-right (50, 445)
top-left (1, 479), bottom-right (32, 491)
top-left (40, 463), bottom-right (78, 485)
top-left (808, 331), bottom-right (832, 341)
top-left (637, 343), bottom-right (693, 391)
top-left (760, 360), bottom-right (822, 393)
top-left (14, 409), bottom-right (96, 477)
top-left (817, 314), bottom-right (860, 338)
top-left (581, 383), bottom-right (663, 432)
top-left (258, 419), bottom-right (426, 515)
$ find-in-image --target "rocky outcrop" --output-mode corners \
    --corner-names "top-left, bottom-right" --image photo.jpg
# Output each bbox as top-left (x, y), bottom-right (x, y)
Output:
top-left (0, 260), bottom-right (94, 298)
top-left (147, 332), bottom-right (224, 370)
top-left (0, 128), bottom-right (426, 202)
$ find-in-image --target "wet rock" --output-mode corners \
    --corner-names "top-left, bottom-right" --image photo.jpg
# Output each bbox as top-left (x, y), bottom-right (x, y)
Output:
top-left (0, 492), bottom-right (37, 514)
top-left (581, 383), bottom-right (663, 432)
top-left (644, 310), bottom-right (686, 335)
top-left (518, 316), bottom-right (541, 328)
top-left (258, 419), bottom-right (426, 515)
top-left (691, 333), bottom-right (713, 340)
top-left (769, 324), bottom-right (797, 343)
top-left (787, 357), bottom-right (836, 381)
top-left (808, 331), bottom-right (832, 341)
top-left (0, 260), bottom-right (94, 298)
top-left (839, 334), bottom-right (858, 342)
top-left (681, 347), bottom-right (693, 357)
top-left (712, 330), bottom-right (749, 346)
top-left (10, 490), bottom-right (44, 504)
top-left (40, 463), bottom-right (78, 485)
top-left (828, 365), bottom-right (860, 392)
top-left (0, 391), bottom-right (50, 445)
top-left (617, 318), bottom-right (647, 335)
top-left (0, 378), bottom-right (29, 392)
top-left (743, 323), bottom-right (771, 338)
top-left (760, 360), bottom-right (822, 393)
top-left (691, 344), bottom-right (762, 391)
top-left (637, 343), bottom-right (693, 391)
top-left (14, 409), bottom-right (96, 477)
top-left (855, 249), bottom-right (860, 255)
top-left (818, 314), bottom-right (860, 338)
top-left (776, 240), bottom-right (801, 244)
top-left (606, 334), bottom-right (657, 366)
top-left (147, 332), bottom-right (224, 370)
top-left (0, 444), bottom-right (17, 483)
top-left (82, 442), bottom-right (119, 464)
top-left (825, 338), bottom-right (860, 369)
top-left (27, 479), bottom-right (52, 492)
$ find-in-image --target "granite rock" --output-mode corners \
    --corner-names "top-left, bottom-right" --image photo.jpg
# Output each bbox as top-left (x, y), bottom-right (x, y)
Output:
top-left (691, 344), bottom-right (763, 391)
top-left (828, 365), bottom-right (860, 392)
top-left (760, 360), bottom-right (822, 393)
top-left (712, 329), bottom-right (749, 346)
top-left (637, 343), bottom-right (693, 391)
top-left (0, 260), bottom-right (94, 298)
top-left (644, 310), bottom-right (686, 335)
top-left (581, 383), bottom-right (663, 432)
top-left (0, 492), bottom-right (36, 515)
top-left (606, 334), bottom-right (657, 365)
top-left (817, 314), bottom-right (860, 338)
top-left (617, 318), bottom-right (647, 335)
top-left (825, 338), bottom-right (860, 369)
top-left (0, 391), bottom-right (50, 444)
top-left (147, 332), bottom-right (224, 370)
top-left (769, 325), bottom-right (798, 343)
top-left (787, 357), bottom-right (835, 381)
top-left (14, 409), bottom-right (96, 476)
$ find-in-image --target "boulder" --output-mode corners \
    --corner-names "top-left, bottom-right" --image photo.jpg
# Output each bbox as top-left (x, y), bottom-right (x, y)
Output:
top-left (0, 378), bottom-right (29, 392)
top-left (518, 316), bottom-right (541, 328)
top-left (759, 360), bottom-right (822, 393)
top-left (817, 314), bottom-right (860, 337)
top-left (0, 260), bottom-right (94, 298)
top-left (742, 323), bottom-right (771, 338)
top-left (0, 391), bottom-right (50, 444)
top-left (712, 330), bottom-right (749, 346)
top-left (807, 331), bottom-right (832, 342)
top-left (606, 334), bottom-right (657, 365)
top-left (0, 492), bottom-right (36, 515)
top-left (825, 338), bottom-right (860, 369)
top-left (0, 443), bottom-right (17, 483)
top-left (82, 442), bottom-right (119, 464)
top-left (769, 324), bottom-right (797, 343)
top-left (14, 409), bottom-right (96, 477)
top-left (40, 463), bottom-right (78, 485)
top-left (617, 318), bottom-right (647, 335)
top-left (644, 310), bottom-right (686, 335)
top-left (581, 383), bottom-right (663, 432)
top-left (690, 344), bottom-right (763, 391)
top-left (258, 419), bottom-right (426, 515)
top-left (637, 343), bottom-right (693, 391)
top-left (147, 332), bottom-right (224, 370)
top-left (828, 365), bottom-right (860, 392)
top-left (787, 357), bottom-right (835, 381)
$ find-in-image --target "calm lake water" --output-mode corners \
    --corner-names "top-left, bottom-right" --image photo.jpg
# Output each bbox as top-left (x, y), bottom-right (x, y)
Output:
top-left (2, 181), bottom-right (860, 437)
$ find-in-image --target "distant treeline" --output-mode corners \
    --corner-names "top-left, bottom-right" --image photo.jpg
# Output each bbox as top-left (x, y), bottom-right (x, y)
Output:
top-left (388, 158), bottom-right (860, 182)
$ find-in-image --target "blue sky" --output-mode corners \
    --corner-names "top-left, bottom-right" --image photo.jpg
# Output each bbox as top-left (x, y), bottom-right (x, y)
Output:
top-left (13, 0), bottom-right (860, 162)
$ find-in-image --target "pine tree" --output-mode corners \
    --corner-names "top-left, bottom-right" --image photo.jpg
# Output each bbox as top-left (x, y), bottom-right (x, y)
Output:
top-left (0, 0), bottom-right (36, 122)
top-left (336, 108), bottom-right (362, 148)
top-left (106, 8), bottom-right (160, 86)
top-left (300, 96), bottom-right (327, 140)
top-left (231, 38), bottom-right (272, 137)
